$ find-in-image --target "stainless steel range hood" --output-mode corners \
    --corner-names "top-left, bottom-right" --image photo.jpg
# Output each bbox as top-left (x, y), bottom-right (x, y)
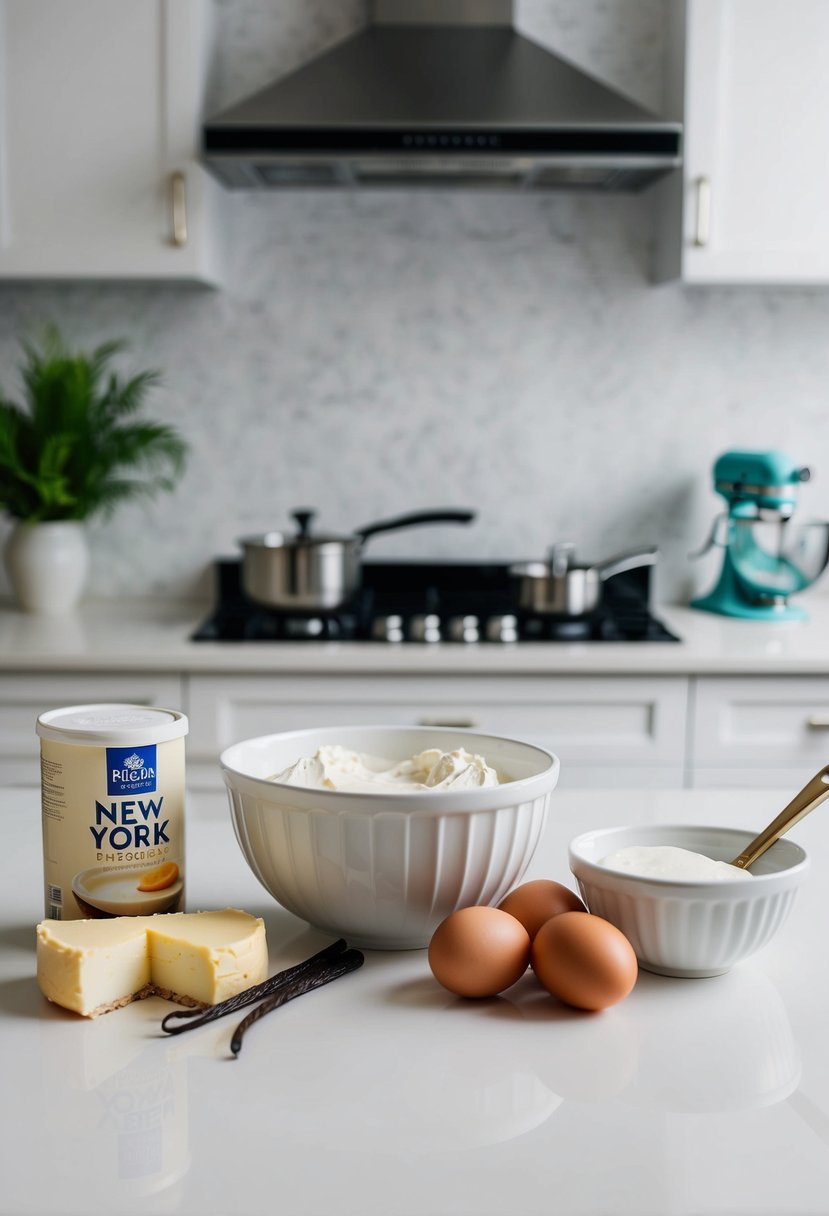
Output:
top-left (203, 0), bottom-right (681, 192)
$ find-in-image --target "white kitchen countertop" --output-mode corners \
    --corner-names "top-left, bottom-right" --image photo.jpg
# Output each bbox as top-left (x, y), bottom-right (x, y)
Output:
top-left (2, 594), bottom-right (829, 675)
top-left (2, 784), bottom-right (828, 1216)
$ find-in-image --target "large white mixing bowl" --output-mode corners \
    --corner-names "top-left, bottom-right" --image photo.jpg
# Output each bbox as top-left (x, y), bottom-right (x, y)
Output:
top-left (220, 725), bottom-right (560, 949)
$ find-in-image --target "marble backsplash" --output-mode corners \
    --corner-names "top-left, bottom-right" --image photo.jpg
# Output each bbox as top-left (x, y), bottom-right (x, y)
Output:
top-left (1, 0), bottom-right (828, 607)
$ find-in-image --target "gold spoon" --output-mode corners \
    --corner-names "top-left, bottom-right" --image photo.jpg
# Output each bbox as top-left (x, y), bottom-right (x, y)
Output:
top-left (730, 763), bottom-right (829, 870)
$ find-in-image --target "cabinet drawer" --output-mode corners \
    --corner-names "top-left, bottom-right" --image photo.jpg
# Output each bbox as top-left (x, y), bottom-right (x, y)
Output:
top-left (0, 673), bottom-right (184, 785)
top-left (186, 674), bottom-right (687, 789)
top-left (691, 677), bottom-right (829, 771)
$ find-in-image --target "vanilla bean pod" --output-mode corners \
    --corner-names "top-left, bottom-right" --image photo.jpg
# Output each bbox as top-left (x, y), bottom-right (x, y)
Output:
top-left (230, 948), bottom-right (365, 1057)
top-left (160, 938), bottom-right (348, 1035)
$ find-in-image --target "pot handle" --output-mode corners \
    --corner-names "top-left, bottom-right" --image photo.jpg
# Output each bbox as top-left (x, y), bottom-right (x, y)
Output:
top-left (594, 546), bottom-right (659, 581)
top-left (291, 509), bottom-right (315, 538)
top-left (549, 541), bottom-right (576, 576)
top-left (355, 509), bottom-right (476, 544)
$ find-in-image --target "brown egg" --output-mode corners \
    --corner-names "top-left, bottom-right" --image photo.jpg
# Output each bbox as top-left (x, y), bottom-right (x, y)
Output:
top-left (428, 906), bottom-right (531, 998)
top-left (498, 879), bottom-right (586, 939)
top-left (531, 911), bottom-right (638, 1011)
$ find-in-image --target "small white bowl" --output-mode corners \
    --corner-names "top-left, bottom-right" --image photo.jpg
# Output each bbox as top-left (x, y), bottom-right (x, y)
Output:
top-left (569, 823), bottom-right (809, 978)
top-left (221, 725), bottom-right (560, 949)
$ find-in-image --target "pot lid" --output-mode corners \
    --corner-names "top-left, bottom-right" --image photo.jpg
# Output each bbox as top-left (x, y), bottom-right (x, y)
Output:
top-left (240, 510), bottom-right (357, 548)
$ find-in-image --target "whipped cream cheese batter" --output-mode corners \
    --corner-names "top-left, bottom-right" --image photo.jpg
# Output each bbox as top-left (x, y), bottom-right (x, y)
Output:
top-left (599, 844), bottom-right (753, 882)
top-left (270, 745), bottom-right (504, 793)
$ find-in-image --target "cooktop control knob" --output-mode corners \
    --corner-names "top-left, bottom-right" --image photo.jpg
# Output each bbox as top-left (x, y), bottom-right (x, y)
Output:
top-left (371, 614), bottom-right (404, 643)
top-left (447, 614), bottom-right (479, 643)
top-left (485, 614), bottom-right (519, 643)
top-left (409, 613), bottom-right (441, 643)
top-left (285, 616), bottom-right (325, 639)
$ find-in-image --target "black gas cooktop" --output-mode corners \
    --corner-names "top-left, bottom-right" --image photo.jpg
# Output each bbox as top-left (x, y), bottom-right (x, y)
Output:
top-left (192, 559), bottom-right (680, 644)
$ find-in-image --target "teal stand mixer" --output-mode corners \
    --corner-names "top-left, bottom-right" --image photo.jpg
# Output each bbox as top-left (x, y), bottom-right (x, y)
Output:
top-left (691, 450), bottom-right (829, 621)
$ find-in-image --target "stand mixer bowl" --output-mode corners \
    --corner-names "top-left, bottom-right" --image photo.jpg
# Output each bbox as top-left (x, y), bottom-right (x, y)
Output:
top-left (729, 518), bottom-right (829, 602)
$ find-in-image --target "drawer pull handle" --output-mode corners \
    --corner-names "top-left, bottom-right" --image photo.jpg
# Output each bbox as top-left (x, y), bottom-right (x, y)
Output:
top-left (170, 170), bottom-right (188, 247)
top-left (807, 716), bottom-right (829, 730)
top-left (417, 717), bottom-right (480, 729)
top-left (694, 175), bottom-right (711, 247)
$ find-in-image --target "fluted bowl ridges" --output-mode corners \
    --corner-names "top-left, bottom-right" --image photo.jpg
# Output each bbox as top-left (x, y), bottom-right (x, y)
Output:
top-left (569, 823), bottom-right (809, 978)
top-left (221, 725), bottom-right (560, 950)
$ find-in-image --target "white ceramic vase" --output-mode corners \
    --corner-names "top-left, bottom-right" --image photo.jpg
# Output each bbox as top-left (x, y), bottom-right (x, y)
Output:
top-left (4, 521), bottom-right (90, 614)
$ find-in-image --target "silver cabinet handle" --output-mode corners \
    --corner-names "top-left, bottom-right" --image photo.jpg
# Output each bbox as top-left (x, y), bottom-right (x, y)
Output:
top-left (170, 171), bottom-right (188, 247)
top-left (807, 716), bottom-right (829, 729)
top-left (418, 717), bottom-right (480, 729)
top-left (694, 175), bottom-right (711, 247)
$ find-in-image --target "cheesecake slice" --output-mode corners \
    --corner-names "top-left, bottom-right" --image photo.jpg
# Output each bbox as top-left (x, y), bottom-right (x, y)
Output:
top-left (36, 909), bottom-right (267, 1018)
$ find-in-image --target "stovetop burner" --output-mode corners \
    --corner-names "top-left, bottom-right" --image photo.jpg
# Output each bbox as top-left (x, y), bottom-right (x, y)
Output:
top-left (192, 559), bottom-right (680, 644)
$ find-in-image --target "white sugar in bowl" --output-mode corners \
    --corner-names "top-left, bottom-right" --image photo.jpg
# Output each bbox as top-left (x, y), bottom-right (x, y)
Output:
top-left (569, 823), bottom-right (809, 978)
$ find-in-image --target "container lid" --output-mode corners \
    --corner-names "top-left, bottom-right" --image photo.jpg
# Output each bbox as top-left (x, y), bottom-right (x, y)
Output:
top-left (36, 704), bottom-right (188, 746)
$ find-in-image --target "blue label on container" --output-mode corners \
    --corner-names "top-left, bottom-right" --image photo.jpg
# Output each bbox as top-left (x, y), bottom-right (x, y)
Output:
top-left (106, 744), bottom-right (158, 794)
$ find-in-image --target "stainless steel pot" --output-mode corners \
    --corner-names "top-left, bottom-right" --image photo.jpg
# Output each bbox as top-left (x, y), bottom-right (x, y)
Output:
top-left (510, 543), bottom-right (658, 617)
top-left (240, 508), bottom-right (476, 611)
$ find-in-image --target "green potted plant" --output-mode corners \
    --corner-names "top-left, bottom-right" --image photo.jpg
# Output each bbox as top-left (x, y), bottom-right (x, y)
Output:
top-left (0, 327), bottom-right (187, 614)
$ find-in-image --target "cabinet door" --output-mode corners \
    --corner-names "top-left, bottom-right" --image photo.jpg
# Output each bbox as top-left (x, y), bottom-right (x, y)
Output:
top-left (187, 674), bottom-right (688, 791)
top-left (0, 0), bottom-right (222, 283)
top-left (0, 673), bottom-right (184, 785)
top-left (679, 0), bottom-right (829, 284)
top-left (690, 676), bottom-right (829, 787)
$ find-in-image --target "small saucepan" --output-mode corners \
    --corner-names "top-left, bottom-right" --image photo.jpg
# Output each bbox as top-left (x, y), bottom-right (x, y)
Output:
top-left (240, 508), bottom-right (476, 612)
top-left (510, 543), bottom-right (658, 618)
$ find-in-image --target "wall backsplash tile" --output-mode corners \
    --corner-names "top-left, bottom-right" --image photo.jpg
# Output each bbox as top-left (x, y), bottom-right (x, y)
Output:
top-left (1, 1), bottom-right (828, 607)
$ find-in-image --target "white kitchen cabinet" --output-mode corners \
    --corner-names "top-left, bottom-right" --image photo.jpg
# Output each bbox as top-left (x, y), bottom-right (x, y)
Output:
top-left (656, 0), bottom-right (829, 284)
top-left (185, 673), bottom-right (689, 791)
top-left (6, 667), bottom-right (829, 792)
top-left (0, 0), bottom-right (223, 284)
top-left (689, 676), bottom-right (829, 787)
top-left (0, 673), bottom-right (184, 785)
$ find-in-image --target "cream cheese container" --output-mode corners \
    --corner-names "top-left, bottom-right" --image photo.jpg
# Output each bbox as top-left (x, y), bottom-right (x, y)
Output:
top-left (37, 704), bottom-right (188, 921)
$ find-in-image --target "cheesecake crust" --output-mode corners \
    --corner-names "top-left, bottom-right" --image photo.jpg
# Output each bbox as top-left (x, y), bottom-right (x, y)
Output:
top-left (74, 985), bottom-right (211, 1019)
